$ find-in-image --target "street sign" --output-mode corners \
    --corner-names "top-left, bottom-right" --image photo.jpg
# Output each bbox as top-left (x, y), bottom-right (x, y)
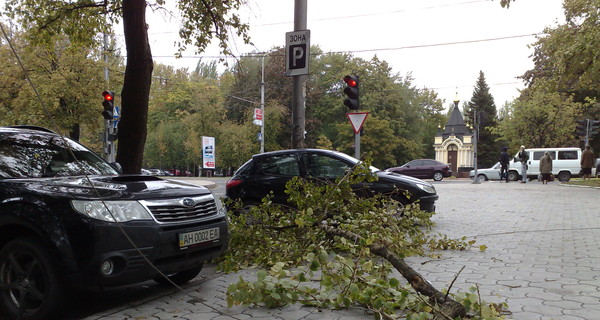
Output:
top-left (253, 108), bottom-right (263, 126)
top-left (347, 112), bottom-right (369, 134)
top-left (285, 30), bottom-right (310, 76)
top-left (113, 106), bottom-right (120, 119)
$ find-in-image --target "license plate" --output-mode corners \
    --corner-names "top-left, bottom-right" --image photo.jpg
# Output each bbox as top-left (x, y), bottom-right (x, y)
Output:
top-left (179, 227), bottom-right (220, 249)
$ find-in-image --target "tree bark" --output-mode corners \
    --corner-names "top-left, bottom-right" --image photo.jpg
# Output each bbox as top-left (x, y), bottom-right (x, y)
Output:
top-left (320, 225), bottom-right (466, 319)
top-left (117, 0), bottom-right (153, 173)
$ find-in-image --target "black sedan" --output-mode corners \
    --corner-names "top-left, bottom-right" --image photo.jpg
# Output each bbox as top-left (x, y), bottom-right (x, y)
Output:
top-left (385, 159), bottom-right (452, 181)
top-left (225, 149), bottom-right (438, 212)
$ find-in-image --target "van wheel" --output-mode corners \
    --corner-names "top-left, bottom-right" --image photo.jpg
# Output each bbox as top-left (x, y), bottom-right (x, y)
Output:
top-left (0, 237), bottom-right (64, 320)
top-left (507, 171), bottom-right (519, 181)
top-left (153, 265), bottom-right (203, 286)
top-left (432, 171), bottom-right (444, 181)
top-left (557, 171), bottom-right (571, 182)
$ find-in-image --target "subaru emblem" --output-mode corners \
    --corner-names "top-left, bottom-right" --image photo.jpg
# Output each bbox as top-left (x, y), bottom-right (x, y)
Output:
top-left (182, 198), bottom-right (195, 207)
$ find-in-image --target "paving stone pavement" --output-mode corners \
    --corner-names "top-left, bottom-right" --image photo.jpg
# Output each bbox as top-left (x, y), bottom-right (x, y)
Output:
top-left (85, 180), bottom-right (600, 320)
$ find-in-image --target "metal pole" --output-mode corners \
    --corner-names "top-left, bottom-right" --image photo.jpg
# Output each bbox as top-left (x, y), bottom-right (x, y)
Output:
top-left (103, 32), bottom-right (112, 162)
top-left (472, 111), bottom-right (480, 184)
top-left (354, 133), bottom-right (360, 159)
top-left (291, 0), bottom-right (307, 149)
top-left (260, 55), bottom-right (265, 153)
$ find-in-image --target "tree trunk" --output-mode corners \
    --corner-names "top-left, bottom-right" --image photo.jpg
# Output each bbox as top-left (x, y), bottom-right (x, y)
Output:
top-left (117, 0), bottom-right (153, 174)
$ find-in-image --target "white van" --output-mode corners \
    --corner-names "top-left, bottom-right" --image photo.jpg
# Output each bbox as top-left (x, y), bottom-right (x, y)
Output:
top-left (508, 147), bottom-right (581, 182)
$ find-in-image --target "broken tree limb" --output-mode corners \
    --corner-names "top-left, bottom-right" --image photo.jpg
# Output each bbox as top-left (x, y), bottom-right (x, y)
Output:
top-left (320, 224), bottom-right (466, 319)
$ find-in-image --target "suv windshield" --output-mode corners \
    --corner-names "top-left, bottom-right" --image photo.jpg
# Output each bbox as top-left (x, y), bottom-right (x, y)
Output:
top-left (0, 132), bottom-right (118, 178)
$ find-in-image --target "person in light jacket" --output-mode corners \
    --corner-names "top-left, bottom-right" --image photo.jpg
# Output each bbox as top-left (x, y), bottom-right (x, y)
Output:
top-left (540, 151), bottom-right (553, 184)
top-left (517, 145), bottom-right (529, 183)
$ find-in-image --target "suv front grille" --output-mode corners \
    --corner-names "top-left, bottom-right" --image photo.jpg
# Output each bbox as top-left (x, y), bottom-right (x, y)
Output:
top-left (140, 195), bottom-right (218, 223)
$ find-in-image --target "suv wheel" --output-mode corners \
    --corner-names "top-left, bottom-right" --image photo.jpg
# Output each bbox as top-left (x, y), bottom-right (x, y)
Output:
top-left (153, 265), bottom-right (203, 286)
top-left (432, 171), bottom-right (444, 181)
top-left (0, 237), bottom-right (64, 320)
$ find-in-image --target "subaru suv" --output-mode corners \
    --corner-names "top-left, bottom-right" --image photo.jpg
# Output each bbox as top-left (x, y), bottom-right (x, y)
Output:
top-left (0, 126), bottom-right (228, 320)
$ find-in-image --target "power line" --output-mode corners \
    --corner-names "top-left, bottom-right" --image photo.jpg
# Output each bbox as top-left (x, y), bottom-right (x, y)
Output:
top-left (150, 33), bottom-right (545, 60)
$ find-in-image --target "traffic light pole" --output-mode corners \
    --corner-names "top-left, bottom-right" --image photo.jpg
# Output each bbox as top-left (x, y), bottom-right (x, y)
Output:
top-left (291, 0), bottom-right (307, 149)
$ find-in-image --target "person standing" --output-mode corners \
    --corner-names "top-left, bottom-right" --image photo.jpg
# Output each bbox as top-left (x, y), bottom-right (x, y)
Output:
top-left (581, 145), bottom-right (594, 181)
top-left (499, 146), bottom-right (510, 182)
top-left (540, 151), bottom-right (553, 184)
top-left (517, 145), bottom-right (529, 183)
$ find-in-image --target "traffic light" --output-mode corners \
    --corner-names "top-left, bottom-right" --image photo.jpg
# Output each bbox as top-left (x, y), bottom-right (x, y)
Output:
top-left (101, 91), bottom-right (114, 120)
top-left (343, 75), bottom-right (359, 111)
top-left (576, 119), bottom-right (587, 137)
top-left (590, 120), bottom-right (600, 137)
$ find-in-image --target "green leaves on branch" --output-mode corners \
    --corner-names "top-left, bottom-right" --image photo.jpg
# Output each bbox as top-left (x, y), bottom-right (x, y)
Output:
top-left (220, 158), bottom-right (507, 319)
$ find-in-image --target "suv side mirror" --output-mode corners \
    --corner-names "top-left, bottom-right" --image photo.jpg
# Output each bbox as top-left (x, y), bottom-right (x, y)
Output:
top-left (110, 162), bottom-right (123, 173)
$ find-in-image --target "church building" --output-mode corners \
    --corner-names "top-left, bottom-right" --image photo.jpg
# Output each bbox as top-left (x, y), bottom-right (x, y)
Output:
top-left (433, 102), bottom-right (475, 177)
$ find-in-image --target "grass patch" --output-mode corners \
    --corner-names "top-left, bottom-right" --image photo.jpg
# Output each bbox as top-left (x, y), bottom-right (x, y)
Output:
top-left (564, 177), bottom-right (600, 188)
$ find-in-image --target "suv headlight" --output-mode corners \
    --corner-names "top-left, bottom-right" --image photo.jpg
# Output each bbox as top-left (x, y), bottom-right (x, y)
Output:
top-left (72, 200), bottom-right (153, 222)
top-left (417, 184), bottom-right (436, 194)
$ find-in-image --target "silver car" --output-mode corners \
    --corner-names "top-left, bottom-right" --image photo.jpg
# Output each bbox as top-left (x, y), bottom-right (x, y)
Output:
top-left (469, 162), bottom-right (502, 182)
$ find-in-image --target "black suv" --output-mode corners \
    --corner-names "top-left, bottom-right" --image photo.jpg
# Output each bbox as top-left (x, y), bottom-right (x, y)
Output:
top-left (225, 149), bottom-right (438, 213)
top-left (0, 126), bottom-right (228, 320)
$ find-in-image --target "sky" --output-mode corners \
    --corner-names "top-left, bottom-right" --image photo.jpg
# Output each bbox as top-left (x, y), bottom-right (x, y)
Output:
top-left (145, 0), bottom-right (566, 110)
top-left (0, 0), bottom-right (565, 109)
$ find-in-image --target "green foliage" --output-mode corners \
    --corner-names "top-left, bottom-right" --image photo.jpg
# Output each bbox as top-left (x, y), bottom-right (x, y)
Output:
top-left (220, 159), bottom-right (508, 319)
top-left (496, 80), bottom-right (582, 150)
top-left (518, 0), bottom-right (600, 150)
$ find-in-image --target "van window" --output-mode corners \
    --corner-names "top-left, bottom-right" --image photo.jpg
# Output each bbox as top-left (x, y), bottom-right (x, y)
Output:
top-left (533, 151), bottom-right (555, 160)
top-left (558, 151), bottom-right (578, 160)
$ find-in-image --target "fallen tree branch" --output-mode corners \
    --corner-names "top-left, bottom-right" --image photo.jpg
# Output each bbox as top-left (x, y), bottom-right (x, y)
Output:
top-left (320, 224), bottom-right (466, 319)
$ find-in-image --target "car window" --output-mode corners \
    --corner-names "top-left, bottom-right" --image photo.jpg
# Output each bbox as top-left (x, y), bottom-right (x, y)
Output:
top-left (234, 159), bottom-right (253, 176)
top-left (406, 160), bottom-right (421, 167)
top-left (558, 150), bottom-right (577, 160)
top-left (423, 160), bottom-right (436, 166)
top-left (0, 133), bottom-right (118, 178)
top-left (257, 154), bottom-right (299, 176)
top-left (303, 153), bottom-right (351, 179)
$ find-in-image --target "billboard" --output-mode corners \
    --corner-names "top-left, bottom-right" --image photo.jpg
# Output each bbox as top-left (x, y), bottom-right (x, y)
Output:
top-left (202, 136), bottom-right (215, 169)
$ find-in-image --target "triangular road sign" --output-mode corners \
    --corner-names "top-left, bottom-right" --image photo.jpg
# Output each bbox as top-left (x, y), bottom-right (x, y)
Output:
top-left (346, 112), bottom-right (368, 134)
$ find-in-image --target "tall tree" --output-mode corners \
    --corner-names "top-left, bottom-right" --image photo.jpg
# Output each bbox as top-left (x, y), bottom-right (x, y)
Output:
top-left (4, 0), bottom-right (250, 173)
top-left (464, 71), bottom-right (500, 168)
top-left (521, 0), bottom-right (600, 149)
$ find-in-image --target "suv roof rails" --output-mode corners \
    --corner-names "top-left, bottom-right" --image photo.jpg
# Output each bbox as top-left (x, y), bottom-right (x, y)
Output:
top-left (4, 125), bottom-right (55, 133)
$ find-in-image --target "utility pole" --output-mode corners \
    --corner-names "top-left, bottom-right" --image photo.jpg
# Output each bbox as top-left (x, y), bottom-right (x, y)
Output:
top-left (260, 55), bottom-right (265, 153)
top-left (291, 0), bottom-right (307, 148)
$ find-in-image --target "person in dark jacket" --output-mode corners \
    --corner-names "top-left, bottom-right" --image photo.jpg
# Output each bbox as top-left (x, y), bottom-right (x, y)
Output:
top-left (499, 147), bottom-right (510, 182)
top-left (581, 145), bottom-right (594, 181)
top-left (540, 151), bottom-right (553, 184)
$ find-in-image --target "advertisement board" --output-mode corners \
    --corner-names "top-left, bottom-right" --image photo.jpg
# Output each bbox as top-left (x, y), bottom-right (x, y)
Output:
top-left (202, 136), bottom-right (216, 169)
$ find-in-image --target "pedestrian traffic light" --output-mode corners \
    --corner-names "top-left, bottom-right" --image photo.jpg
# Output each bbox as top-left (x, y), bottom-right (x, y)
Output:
top-left (343, 75), bottom-right (359, 111)
top-left (101, 91), bottom-right (114, 120)
top-left (576, 119), bottom-right (587, 136)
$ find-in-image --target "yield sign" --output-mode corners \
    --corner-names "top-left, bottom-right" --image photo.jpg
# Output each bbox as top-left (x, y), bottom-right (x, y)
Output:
top-left (346, 112), bottom-right (369, 134)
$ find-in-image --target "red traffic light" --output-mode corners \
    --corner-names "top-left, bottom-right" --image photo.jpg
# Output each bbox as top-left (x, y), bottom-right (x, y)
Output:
top-left (102, 90), bottom-right (114, 101)
top-left (343, 75), bottom-right (358, 87)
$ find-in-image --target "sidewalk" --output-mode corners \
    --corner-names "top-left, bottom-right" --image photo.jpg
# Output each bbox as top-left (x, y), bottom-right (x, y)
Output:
top-left (84, 180), bottom-right (600, 320)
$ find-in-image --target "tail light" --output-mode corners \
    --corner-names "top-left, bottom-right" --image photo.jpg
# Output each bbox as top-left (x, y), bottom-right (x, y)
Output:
top-left (226, 179), bottom-right (242, 189)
